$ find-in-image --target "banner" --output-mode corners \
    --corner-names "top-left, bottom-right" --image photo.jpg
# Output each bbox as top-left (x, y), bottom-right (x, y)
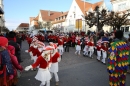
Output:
top-left (75, 19), bottom-right (82, 29)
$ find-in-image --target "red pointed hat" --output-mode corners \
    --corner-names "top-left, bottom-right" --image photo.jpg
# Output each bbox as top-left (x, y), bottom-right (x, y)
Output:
top-left (43, 46), bottom-right (53, 51)
top-left (53, 43), bottom-right (57, 49)
top-left (38, 41), bottom-right (45, 47)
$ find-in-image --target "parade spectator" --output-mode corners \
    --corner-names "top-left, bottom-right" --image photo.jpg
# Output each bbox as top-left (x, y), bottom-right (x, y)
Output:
top-left (16, 33), bottom-right (23, 49)
top-left (7, 45), bottom-right (23, 86)
top-left (7, 31), bottom-right (22, 63)
top-left (0, 36), bottom-right (14, 86)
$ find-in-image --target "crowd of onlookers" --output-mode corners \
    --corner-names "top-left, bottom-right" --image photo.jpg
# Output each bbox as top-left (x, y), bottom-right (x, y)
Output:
top-left (0, 31), bottom-right (26, 86)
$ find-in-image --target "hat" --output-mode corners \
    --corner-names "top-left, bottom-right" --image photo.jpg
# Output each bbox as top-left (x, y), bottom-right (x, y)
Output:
top-left (53, 43), bottom-right (57, 49)
top-left (49, 42), bottom-right (57, 49)
top-left (102, 37), bottom-right (109, 43)
top-left (32, 36), bottom-right (38, 42)
top-left (0, 37), bottom-right (8, 47)
top-left (43, 46), bottom-right (53, 51)
top-left (38, 41), bottom-right (45, 47)
top-left (42, 46), bottom-right (54, 54)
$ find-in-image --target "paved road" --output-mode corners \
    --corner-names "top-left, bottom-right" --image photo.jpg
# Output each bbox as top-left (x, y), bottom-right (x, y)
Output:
top-left (17, 41), bottom-right (130, 86)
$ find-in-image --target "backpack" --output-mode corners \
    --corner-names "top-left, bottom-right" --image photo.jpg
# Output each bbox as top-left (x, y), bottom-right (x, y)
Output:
top-left (0, 53), bottom-right (3, 74)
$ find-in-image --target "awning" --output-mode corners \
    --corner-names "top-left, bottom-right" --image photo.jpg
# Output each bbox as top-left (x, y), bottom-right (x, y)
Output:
top-left (0, 7), bottom-right (4, 14)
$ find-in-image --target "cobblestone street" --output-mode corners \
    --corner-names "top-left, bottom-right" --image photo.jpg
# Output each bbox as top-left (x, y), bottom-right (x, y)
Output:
top-left (17, 41), bottom-right (130, 86)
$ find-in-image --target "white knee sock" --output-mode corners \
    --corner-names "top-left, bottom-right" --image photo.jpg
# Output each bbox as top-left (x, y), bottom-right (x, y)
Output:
top-left (54, 72), bottom-right (59, 82)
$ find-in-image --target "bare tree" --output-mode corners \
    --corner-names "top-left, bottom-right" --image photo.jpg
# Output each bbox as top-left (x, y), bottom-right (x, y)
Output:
top-left (84, 6), bottom-right (110, 31)
top-left (106, 11), bottom-right (130, 30)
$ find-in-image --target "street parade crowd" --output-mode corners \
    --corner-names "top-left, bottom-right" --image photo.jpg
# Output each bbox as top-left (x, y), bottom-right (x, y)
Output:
top-left (0, 30), bottom-right (130, 86)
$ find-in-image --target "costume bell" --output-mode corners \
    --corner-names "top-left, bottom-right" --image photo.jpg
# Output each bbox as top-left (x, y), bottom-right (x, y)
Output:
top-left (25, 46), bottom-right (54, 86)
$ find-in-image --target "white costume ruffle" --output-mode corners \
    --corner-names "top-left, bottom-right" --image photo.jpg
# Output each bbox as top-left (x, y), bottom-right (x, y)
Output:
top-left (76, 45), bottom-right (81, 51)
top-left (50, 62), bottom-right (58, 73)
top-left (35, 68), bottom-right (51, 82)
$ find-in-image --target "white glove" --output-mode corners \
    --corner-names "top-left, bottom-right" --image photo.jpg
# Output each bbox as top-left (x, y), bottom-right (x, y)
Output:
top-left (25, 50), bottom-right (28, 53)
top-left (58, 57), bottom-right (61, 62)
top-left (25, 65), bottom-right (33, 71)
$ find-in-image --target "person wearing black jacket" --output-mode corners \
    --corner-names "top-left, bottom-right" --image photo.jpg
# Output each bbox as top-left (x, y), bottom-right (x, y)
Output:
top-left (16, 33), bottom-right (23, 49)
top-left (7, 31), bottom-right (23, 63)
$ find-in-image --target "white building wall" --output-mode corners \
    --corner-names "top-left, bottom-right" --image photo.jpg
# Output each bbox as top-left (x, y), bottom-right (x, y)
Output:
top-left (112, 0), bottom-right (129, 12)
top-left (0, 0), bottom-right (4, 27)
top-left (65, 0), bottom-right (84, 32)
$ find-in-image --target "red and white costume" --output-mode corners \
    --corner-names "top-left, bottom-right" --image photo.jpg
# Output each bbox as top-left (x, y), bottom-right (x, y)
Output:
top-left (57, 36), bottom-right (64, 55)
top-left (101, 42), bottom-right (108, 64)
top-left (75, 39), bottom-right (82, 55)
top-left (25, 46), bottom-right (54, 86)
top-left (87, 37), bottom-right (94, 58)
top-left (83, 36), bottom-right (89, 56)
top-left (95, 39), bottom-right (102, 61)
top-left (49, 43), bottom-right (61, 84)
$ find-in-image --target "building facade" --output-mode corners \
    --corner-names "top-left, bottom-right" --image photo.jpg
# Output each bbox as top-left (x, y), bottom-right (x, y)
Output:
top-left (16, 23), bottom-right (29, 32)
top-left (0, 0), bottom-right (5, 33)
top-left (29, 10), bottom-right (62, 35)
top-left (52, 0), bottom-right (111, 33)
top-left (111, 0), bottom-right (130, 38)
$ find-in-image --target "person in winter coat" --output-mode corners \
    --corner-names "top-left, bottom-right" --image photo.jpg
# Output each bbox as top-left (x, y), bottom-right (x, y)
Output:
top-left (7, 45), bottom-right (23, 86)
top-left (0, 37), bottom-right (14, 86)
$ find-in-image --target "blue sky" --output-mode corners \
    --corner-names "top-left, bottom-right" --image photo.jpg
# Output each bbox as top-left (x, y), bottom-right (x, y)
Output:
top-left (3, 0), bottom-right (112, 30)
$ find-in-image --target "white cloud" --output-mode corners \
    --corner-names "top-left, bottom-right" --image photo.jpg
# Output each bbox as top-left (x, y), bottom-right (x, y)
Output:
top-left (5, 19), bottom-right (29, 31)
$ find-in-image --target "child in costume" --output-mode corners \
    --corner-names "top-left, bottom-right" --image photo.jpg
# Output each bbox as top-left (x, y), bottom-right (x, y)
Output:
top-left (87, 36), bottom-right (94, 58)
top-left (83, 35), bottom-right (89, 56)
top-left (25, 46), bottom-right (54, 86)
top-left (95, 38), bottom-right (102, 61)
top-left (57, 36), bottom-right (64, 58)
top-left (49, 43), bottom-right (61, 86)
top-left (75, 39), bottom-right (82, 56)
top-left (101, 37), bottom-right (109, 65)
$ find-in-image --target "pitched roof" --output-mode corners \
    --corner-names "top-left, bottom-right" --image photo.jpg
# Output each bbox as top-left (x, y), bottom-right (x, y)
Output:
top-left (34, 21), bottom-right (39, 29)
top-left (33, 15), bottom-right (39, 21)
top-left (18, 23), bottom-right (29, 27)
top-left (52, 19), bottom-right (66, 24)
top-left (29, 17), bottom-right (35, 24)
top-left (40, 10), bottom-right (63, 21)
top-left (75, 0), bottom-right (104, 14)
top-left (58, 11), bottom-right (68, 18)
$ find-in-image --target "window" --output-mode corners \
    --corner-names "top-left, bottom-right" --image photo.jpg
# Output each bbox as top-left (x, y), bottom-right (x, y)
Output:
top-left (121, 27), bottom-right (124, 32)
top-left (125, 27), bottom-right (129, 32)
top-left (74, 14), bottom-right (75, 18)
